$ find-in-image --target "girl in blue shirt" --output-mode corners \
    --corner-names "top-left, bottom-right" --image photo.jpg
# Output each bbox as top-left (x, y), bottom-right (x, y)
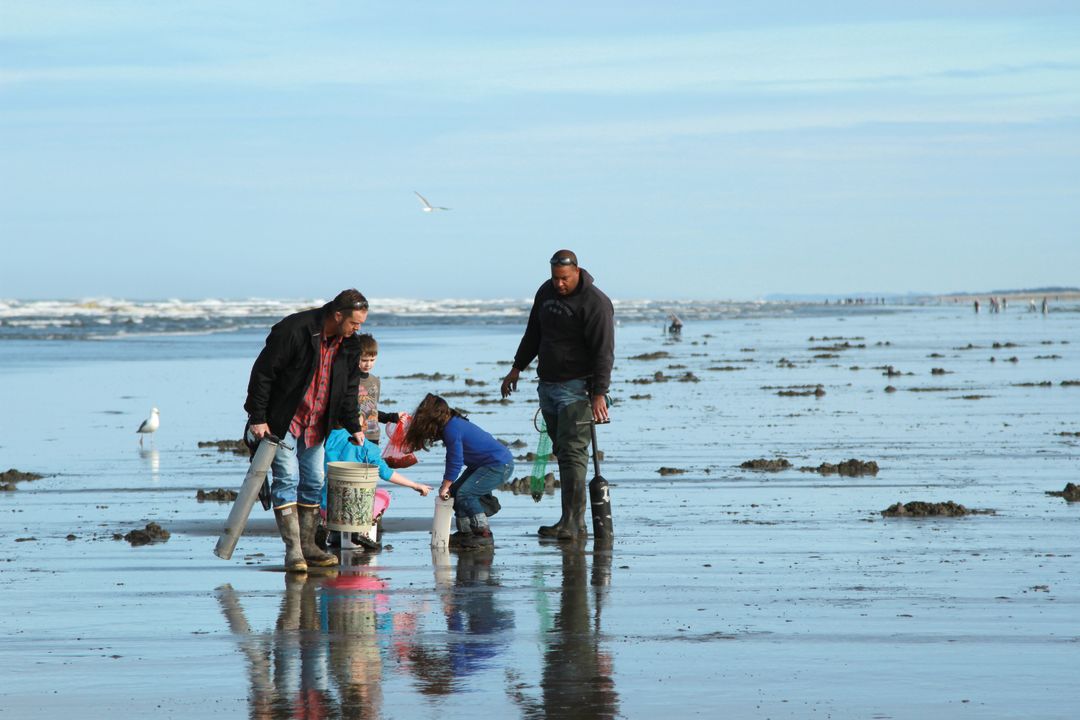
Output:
top-left (404, 393), bottom-right (514, 549)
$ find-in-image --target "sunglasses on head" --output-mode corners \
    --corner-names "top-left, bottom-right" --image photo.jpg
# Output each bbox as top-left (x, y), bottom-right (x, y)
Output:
top-left (550, 256), bottom-right (577, 267)
top-left (351, 301), bottom-right (369, 311)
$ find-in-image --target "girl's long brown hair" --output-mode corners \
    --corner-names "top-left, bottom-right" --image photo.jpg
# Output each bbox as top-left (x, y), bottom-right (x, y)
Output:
top-left (403, 393), bottom-right (463, 452)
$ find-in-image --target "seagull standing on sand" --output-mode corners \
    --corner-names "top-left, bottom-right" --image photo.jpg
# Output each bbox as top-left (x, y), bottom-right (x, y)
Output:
top-left (136, 408), bottom-right (160, 446)
top-left (414, 191), bottom-right (451, 212)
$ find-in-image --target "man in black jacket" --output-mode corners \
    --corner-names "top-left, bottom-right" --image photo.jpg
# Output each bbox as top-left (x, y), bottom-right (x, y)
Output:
top-left (501, 250), bottom-right (615, 540)
top-left (245, 288), bottom-right (369, 571)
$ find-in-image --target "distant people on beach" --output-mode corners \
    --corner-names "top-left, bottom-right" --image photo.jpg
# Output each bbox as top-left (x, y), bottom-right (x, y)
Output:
top-left (404, 394), bottom-right (513, 550)
top-left (501, 249), bottom-right (615, 541)
top-left (244, 288), bottom-right (370, 573)
top-left (667, 313), bottom-right (683, 334)
top-left (1042, 297), bottom-right (1049, 314)
top-left (974, 299), bottom-right (980, 313)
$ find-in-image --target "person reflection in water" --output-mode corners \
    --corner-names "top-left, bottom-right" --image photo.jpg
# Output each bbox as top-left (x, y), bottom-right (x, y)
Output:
top-left (217, 575), bottom-right (332, 719)
top-left (394, 551), bottom-right (515, 695)
top-left (321, 553), bottom-right (394, 719)
top-left (509, 545), bottom-right (619, 719)
top-left (216, 555), bottom-right (424, 720)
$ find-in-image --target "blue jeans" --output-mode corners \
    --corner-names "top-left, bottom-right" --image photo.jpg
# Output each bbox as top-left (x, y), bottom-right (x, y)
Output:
top-left (451, 462), bottom-right (515, 517)
top-left (270, 431), bottom-right (326, 508)
top-left (537, 378), bottom-right (589, 417)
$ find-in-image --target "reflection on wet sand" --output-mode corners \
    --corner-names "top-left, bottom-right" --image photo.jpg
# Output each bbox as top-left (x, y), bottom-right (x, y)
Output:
top-left (218, 546), bottom-right (617, 719)
top-left (138, 446), bottom-right (159, 476)
top-left (510, 544), bottom-right (619, 719)
top-left (397, 549), bottom-right (516, 696)
top-left (217, 550), bottom-right (416, 720)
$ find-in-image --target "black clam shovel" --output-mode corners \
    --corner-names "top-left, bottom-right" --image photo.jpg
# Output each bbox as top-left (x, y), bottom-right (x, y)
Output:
top-left (589, 420), bottom-right (614, 544)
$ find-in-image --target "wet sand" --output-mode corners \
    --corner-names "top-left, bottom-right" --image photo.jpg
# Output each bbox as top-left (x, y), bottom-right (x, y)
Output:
top-left (2, 305), bottom-right (1079, 718)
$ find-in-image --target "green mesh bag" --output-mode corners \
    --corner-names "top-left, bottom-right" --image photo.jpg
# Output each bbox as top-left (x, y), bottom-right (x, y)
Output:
top-left (530, 416), bottom-right (553, 502)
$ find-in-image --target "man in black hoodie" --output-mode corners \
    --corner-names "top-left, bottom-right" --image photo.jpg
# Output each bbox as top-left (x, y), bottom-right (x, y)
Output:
top-left (245, 288), bottom-right (369, 572)
top-left (501, 250), bottom-right (615, 540)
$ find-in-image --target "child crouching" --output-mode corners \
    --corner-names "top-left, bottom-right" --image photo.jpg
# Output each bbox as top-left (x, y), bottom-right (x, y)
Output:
top-left (404, 393), bottom-right (514, 550)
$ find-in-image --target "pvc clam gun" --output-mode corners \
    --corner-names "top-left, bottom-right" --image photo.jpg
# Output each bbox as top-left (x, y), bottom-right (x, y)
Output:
top-left (214, 434), bottom-right (281, 560)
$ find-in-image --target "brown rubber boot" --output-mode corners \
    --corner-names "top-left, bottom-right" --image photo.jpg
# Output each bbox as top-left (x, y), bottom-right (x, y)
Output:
top-left (274, 507), bottom-right (308, 573)
top-left (298, 505), bottom-right (339, 567)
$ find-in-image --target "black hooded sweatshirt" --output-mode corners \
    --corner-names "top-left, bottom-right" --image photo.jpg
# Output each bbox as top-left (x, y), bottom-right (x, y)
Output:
top-left (244, 303), bottom-right (363, 440)
top-left (512, 268), bottom-right (615, 395)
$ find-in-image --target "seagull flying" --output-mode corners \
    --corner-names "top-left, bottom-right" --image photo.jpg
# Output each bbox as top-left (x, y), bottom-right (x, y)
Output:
top-left (136, 407), bottom-right (160, 446)
top-left (414, 191), bottom-right (451, 212)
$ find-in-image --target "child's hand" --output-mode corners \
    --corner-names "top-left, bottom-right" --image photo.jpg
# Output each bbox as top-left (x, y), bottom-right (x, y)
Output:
top-left (415, 484), bottom-right (431, 497)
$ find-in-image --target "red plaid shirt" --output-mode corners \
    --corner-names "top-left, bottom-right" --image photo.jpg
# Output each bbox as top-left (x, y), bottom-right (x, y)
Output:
top-left (289, 333), bottom-right (343, 447)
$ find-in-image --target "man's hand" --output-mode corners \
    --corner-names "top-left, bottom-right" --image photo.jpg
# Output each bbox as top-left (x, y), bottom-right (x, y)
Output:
top-left (500, 367), bottom-right (520, 399)
top-left (249, 422), bottom-right (271, 441)
top-left (591, 394), bottom-right (610, 423)
top-left (439, 479), bottom-right (453, 500)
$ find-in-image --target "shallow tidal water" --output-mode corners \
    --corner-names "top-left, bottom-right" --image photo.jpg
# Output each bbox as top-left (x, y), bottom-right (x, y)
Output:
top-left (1, 303), bottom-right (1078, 718)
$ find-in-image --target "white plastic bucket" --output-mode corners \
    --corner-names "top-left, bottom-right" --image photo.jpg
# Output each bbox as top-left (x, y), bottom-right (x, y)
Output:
top-left (326, 462), bottom-right (379, 532)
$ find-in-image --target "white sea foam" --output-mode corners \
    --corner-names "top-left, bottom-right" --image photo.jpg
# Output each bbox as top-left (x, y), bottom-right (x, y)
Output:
top-left (0, 296), bottom-right (910, 340)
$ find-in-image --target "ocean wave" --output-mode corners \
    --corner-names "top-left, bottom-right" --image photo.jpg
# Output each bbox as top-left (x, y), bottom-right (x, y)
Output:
top-left (0, 296), bottom-right (909, 340)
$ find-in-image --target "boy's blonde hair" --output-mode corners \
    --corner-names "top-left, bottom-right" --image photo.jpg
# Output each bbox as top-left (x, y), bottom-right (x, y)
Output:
top-left (357, 333), bottom-right (378, 357)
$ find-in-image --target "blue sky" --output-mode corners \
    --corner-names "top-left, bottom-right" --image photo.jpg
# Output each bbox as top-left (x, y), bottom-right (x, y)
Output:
top-left (2, 1), bottom-right (1078, 300)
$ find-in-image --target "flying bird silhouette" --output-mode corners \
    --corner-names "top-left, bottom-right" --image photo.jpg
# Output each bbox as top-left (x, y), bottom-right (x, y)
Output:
top-left (414, 191), bottom-right (451, 212)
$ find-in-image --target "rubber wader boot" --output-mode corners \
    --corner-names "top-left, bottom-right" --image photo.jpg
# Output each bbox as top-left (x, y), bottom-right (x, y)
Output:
top-left (277, 573), bottom-right (306, 630)
top-left (450, 515), bottom-right (473, 549)
top-left (460, 513), bottom-right (494, 549)
top-left (298, 505), bottom-right (339, 567)
top-left (538, 399), bottom-right (592, 540)
top-left (274, 507), bottom-right (308, 573)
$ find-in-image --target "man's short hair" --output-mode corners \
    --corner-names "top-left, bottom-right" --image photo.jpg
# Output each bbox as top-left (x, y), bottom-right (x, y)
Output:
top-left (357, 333), bottom-right (378, 356)
top-left (331, 288), bottom-right (368, 314)
top-left (549, 249), bottom-right (578, 267)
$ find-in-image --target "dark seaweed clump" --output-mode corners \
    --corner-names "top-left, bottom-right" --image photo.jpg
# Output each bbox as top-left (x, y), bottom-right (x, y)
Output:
top-left (123, 522), bottom-right (171, 546)
top-left (1, 468), bottom-right (44, 491)
top-left (800, 459), bottom-right (879, 476)
top-left (498, 473), bottom-right (558, 495)
top-left (881, 501), bottom-right (995, 517)
top-left (1045, 483), bottom-right (1080, 502)
top-left (198, 440), bottom-right (247, 455)
top-left (628, 351), bottom-right (671, 361)
top-left (197, 488), bottom-right (239, 502)
top-left (740, 458), bottom-right (792, 472)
